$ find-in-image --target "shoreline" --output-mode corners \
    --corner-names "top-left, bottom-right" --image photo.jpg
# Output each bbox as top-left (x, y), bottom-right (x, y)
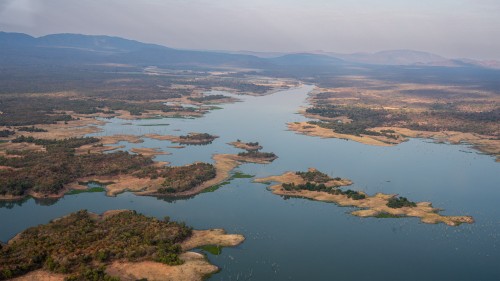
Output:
top-left (255, 171), bottom-right (474, 226)
top-left (288, 121), bottom-right (499, 161)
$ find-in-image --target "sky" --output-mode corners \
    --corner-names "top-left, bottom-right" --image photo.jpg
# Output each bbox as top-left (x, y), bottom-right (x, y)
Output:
top-left (1, 0), bottom-right (499, 60)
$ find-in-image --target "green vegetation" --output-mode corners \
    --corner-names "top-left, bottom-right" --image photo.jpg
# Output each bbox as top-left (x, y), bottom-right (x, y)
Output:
top-left (308, 101), bottom-right (499, 138)
top-left (17, 126), bottom-right (48, 132)
top-left (178, 133), bottom-right (217, 145)
top-left (387, 196), bottom-right (417, 208)
top-left (200, 245), bottom-right (223, 255)
top-left (296, 170), bottom-right (332, 183)
top-left (375, 213), bottom-right (403, 218)
top-left (65, 187), bottom-right (106, 195)
top-left (0, 137), bottom-right (152, 197)
top-left (281, 169), bottom-right (364, 199)
top-left (188, 94), bottom-right (229, 103)
top-left (0, 210), bottom-right (192, 280)
top-left (237, 151), bottom-right (276, 159)
top-left (12, 135), bottom-right (100, 147)
top-left (0, 136), bottom-right (221, 197)
top-left (140, 163), bottom-right (217, 194)
top-left (0, 130), bottom-right (14, 138)
top-left (201, 181), bottom-right (230, 193)
top-left (230, 172), bottom-right (254, 179)
top-left (281, 182), bottom-right (365, 200)
top-left (306, 105), bottom-right (406, 137)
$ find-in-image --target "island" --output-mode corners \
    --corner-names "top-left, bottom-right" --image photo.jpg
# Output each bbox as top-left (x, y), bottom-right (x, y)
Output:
top-left (229, 140), bottom-right (263, 151)
top-left (145, 133), bottom-right (218, 145)
top-left (0, 210), bottom-right (244, 281)
top-left (255, 168), bottom-right (474, 226)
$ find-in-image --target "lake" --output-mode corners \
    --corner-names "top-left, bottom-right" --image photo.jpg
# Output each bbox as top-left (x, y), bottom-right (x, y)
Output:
top-left (1, 85), bottom-right (499, 280)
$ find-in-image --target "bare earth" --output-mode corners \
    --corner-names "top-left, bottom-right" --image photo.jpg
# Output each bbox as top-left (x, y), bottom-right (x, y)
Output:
top-left (255, 171), bottom-right (474, 226)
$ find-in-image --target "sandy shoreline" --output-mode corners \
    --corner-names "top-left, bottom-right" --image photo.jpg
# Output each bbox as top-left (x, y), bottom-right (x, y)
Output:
top-left (255, 171), bottom-right (474, 226)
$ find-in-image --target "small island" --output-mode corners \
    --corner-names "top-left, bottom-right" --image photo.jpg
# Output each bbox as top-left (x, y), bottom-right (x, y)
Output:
top-left (145, 133), bottom-right (218, 145)
top-left (0, 210), bottom-right (244, 281)
top-left (229, 140), bottom-right (263, 151)
top-left (255, 168), bottom-right (474, 226)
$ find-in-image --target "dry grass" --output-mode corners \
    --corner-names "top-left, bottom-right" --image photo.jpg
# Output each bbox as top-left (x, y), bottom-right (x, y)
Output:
top-left (130, 147), bottom-right (170, 158)
top-left (181, 229), bottom-right (245, 251)
top-left (105, 252), bottom-right (217, 281)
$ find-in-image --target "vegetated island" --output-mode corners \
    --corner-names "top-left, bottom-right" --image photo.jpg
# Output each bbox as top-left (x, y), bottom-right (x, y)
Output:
top-left (255, 168), bottom-right (474, 226)
top-left (145, 133), bottom-right (218, 145)
top-left (0, 209), bottom-right (244, 281)
top-left (0, 136), bottom-right (278, 200)
top-left (229, 140), bottom-right (263, 151)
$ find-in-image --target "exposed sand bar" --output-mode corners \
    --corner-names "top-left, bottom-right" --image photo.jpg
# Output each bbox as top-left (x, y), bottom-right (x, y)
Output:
top-left (255, 171), bottom-right (474, 226)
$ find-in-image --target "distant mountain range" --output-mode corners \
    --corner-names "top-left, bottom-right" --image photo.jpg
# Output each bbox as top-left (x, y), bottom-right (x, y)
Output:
top-left (1, 31), bottom-right (499, 70)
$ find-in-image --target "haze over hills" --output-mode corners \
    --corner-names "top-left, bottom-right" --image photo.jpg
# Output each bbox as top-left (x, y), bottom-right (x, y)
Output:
top-left (1, 31), bottom-right (499, 70)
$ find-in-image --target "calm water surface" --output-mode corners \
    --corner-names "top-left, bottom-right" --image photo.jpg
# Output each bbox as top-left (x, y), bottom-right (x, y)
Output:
top-left (1, 85), bottom-right (499, 281)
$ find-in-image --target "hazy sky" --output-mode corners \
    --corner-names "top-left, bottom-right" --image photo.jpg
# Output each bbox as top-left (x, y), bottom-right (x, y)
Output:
top-left (1, 0), bottom-right (499, 59)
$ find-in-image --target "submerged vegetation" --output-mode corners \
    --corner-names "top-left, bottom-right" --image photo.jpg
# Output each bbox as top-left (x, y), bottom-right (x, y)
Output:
top-left (0, 210), bottom-right (192, 280)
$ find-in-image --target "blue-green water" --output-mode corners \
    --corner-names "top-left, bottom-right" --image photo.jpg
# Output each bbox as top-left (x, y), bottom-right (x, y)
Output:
top-left (1, 85), bottom-right (499, 280)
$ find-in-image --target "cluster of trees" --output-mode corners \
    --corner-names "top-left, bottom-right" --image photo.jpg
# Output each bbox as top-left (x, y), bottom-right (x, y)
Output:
top-left (306, 105), bottom-right (407, 137)
top-left (157, 163), bottom-right (217, 193)
top-left (245, 142), bottom-right (259, 147)
top-left (178, 133), bottom-right (217, 145)
top-left (0, 210), bottom-right (193, 280)
top-left (405, 108), bottom-right (500, 136)
top-left (282, 182), bottom-right (328, 192)
top-left (0, 130), bottom-right (14, 138)
top-left (16, 126), bottom-right (48, 132)
top-left (0, 137), bottom-right (153, 196)
top-left (11, 136), bottom-right (100, 148)
top-left (188, 94), bottom-right (229, 102)
top-left (237, 151), bottom-right (276, 159)
top-left (281, 182), bottom-right (366, 200)
top-left (308, 98), bottom-right (499, 138)
top-left (387, 196), bottom-right (417, 208)
top-left (296, 170), bottom-right (334, 183)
